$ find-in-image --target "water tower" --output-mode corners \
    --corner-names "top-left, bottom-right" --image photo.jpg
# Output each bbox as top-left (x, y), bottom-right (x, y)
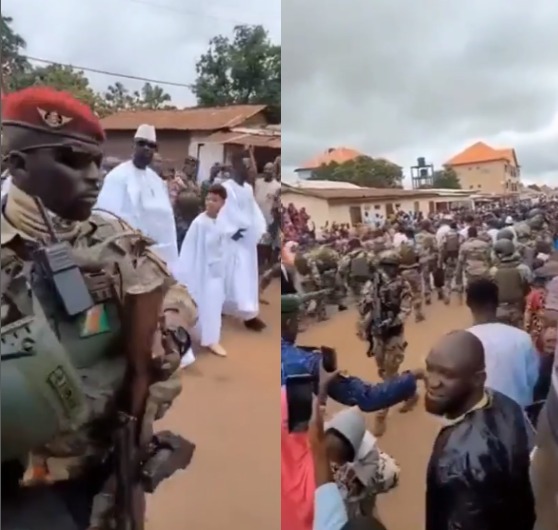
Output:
top-left (411, 157), bottom-right (434, 189)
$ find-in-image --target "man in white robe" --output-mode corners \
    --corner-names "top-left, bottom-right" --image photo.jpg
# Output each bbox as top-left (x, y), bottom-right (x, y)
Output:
top-left (175, 183), bottom-right (228, 357)
top-left (94, 124), bottom-right (178, 271)
top-left (219, 155), bottom-right (267, 331)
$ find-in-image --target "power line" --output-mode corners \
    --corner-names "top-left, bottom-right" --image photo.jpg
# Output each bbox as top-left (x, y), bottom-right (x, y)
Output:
top-left (22, 55), bottom-right (194, 88)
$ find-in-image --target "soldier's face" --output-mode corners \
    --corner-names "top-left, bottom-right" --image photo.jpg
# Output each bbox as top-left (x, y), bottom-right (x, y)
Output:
top-left (10, 143), bottom-right (103, 221)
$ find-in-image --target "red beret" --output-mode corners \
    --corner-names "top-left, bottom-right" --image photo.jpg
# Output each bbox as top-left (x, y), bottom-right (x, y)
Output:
top-left (2, 87), bottom-right (105, 148)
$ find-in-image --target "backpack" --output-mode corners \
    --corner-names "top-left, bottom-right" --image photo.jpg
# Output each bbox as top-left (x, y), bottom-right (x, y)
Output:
top-left (493, 264), bottom-right (525, 304)
top-left (399, 242), bottom-right (417, 266)
top-left (443, 232), bottom-right (460, 259)
top-left (350, 253), bottom-right (371, 280)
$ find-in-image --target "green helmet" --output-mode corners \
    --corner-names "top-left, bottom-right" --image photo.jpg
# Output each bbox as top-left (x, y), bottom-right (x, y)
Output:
top-left (493, 238), bottom-right (515, 257)
top-left (496, 228), bottom-right (514, 241)
top-left (379, 250), bottom-right (400, 266)
top-left (528, 216), bottom-right (544, 230)
top-left (527, 208), bottom-right (543, 219)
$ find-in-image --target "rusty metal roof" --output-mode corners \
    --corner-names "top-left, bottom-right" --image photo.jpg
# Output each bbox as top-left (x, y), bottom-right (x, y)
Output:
top-left (281, 183), bottom-right (473, 201)
top-left (101, 105), bottom-right (268, 131)
top-left (204, 130), bottom-right (280, 149)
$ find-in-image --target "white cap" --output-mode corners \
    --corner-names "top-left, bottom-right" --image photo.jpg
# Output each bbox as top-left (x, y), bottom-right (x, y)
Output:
top-left (134, 124), bottom-right (156, 143)
top-left (505, 216), bottom-right (513, 224)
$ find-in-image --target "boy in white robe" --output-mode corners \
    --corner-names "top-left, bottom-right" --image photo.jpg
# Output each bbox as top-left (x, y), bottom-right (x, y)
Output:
top-left (176, 183), bottom-right (228, 357)
top-left (94, 124), bottom-right (178, 271)
top-left (219, 153), bottom-right (267, 331)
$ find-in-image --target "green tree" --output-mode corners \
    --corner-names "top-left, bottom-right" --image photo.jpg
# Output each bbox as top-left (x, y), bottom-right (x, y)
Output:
top-left (103, 81), bottom-right (174, 112)
top-left (309, 156), bottom-right (403, 188)
top-left (12, 63), bottom-right (109, 113)
top-left (1, 15), bottom-right (31, 91)
top-left (432, 168), bottom-right (461, 189)
top-left (193, 25), bottom-right (280, 122)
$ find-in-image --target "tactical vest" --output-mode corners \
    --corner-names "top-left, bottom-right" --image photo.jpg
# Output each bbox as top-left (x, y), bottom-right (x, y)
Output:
top-left (399, 243), bottom-right (417, 267)
top-left (493, 262), bottom-right (524, 304)
top-left (350, 252), bottom-right (371, 280)
top-left (443, 232), bottom-right (460, 259)
top-left (0, 214), bottom-right (163, 464)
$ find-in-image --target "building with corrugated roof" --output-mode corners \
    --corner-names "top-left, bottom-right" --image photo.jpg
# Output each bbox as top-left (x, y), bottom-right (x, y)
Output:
top-left (100, 105), bottom-right (280, 178)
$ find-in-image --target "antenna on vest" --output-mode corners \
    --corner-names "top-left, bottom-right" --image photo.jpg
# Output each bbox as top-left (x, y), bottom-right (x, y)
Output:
top-left (32, 196), bottom-right (60, 244)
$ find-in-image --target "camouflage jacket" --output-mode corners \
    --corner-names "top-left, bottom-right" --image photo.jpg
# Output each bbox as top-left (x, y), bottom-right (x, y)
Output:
top-left (458, 237), bottom-right (492, 276)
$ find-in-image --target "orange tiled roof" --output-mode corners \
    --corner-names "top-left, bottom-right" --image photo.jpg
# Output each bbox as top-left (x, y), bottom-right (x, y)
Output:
top-left (101, 104), bottom-right (267, 131)
top-left (296, 147), bottom-right (364, 170)
top-left (444, 141), bottom-right (518, 167)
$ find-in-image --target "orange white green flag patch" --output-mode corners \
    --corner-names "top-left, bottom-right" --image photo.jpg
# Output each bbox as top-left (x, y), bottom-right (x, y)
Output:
top-left (80, 304), bottom-right (110, 337)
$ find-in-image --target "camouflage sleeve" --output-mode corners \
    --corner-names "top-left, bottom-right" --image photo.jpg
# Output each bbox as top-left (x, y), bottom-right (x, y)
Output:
top-left (260, 262), bottom-right (281, 291)
top-left (338, 254), bottom-right (351, 275)
top-left (309, 258), bottom-right (322, 287)
top-left (397, 280), bottom-right (412, 322)
top-left (518, 264), bottom-right (533, 284)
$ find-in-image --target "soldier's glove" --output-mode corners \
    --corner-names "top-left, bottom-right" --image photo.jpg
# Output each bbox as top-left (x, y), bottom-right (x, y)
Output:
top-left (142, 431), bottom-right (196, 493)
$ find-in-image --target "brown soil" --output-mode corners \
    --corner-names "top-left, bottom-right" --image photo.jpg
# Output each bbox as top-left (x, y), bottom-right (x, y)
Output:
top-left (147, 283), bottom-right (469, 530)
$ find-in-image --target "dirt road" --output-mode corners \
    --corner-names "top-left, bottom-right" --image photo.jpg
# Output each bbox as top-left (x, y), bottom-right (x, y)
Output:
top-left (147, 282), bottom-right (281, 530)
top-left (300, 298), bottom-right (471, 529)
top-left (148, 283), bottom-right (469, 529)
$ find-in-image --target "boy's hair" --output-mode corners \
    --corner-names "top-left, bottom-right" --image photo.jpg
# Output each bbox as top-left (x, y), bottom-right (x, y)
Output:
top-left (206, 183), bottom-right (227, 201)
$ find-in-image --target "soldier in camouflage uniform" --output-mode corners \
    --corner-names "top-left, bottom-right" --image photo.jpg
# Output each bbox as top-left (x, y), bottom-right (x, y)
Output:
top-left (489, 239), bottom-right (532, 328)
top-left (456, 226), bottom-right (492, 298)
top-left (338, 238), bottom-right (375, 302)
top-left (357, 251), bottom-right (416, 437)
top-left (438, 222), bottom-right (462, 304)
top-left (1, 88), bottom-right (198, 530)
top-left (398, 238), bottom-right (425, 322)
top-left (294, 245), bottom-right (346, 320)
top-left (414, 220), bottom-right (438, 305)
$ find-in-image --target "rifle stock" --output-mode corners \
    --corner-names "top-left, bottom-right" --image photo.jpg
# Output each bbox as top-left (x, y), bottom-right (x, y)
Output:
top-left (115, 284), bottom-right (165, 530)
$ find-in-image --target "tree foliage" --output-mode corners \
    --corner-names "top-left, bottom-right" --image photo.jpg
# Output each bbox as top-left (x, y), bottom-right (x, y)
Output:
top-left (102, 82), bottom-right (175, 113)
top-left (1, 15), bottom-right (31, 91)
top-left (309, 156), bottom-right (404, 188)
top-left (1, 14), bottom-right (173, 115)
top-left (431, 168), bottom-right (462, 189)
top-left (193, 25), bottom-right (280, 122)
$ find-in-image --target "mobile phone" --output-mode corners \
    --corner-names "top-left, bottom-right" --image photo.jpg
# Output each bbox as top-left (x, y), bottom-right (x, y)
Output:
top-left (285, 374), bottom-right (314, 433)
top-left (320, 346), bottom-right (338, 373)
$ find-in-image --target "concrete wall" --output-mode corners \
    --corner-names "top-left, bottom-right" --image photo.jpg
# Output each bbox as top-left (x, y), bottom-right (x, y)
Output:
top-left (452, 160), bottom-right (520, 194)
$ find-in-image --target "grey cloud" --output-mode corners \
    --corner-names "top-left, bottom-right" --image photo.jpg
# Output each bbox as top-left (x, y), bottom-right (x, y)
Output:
top-left (282, 0), bottom-right (558, 181)
top-left (5, 0), bottom-right (279, 106)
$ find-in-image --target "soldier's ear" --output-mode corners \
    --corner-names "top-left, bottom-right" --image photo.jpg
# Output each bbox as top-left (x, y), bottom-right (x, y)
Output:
top-left (7, 151), bottom-right (27, 172)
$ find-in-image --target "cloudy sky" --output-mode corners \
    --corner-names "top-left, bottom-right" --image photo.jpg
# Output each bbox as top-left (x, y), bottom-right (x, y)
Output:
top-left (4, 0), bottom-right (280, 104)
top-left (283, 0), bottom-right (558, 185)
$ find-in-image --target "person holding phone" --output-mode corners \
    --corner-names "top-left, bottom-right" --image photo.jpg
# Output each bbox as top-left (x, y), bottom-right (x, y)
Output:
top-left (281, 295), bottom-right (423, 412)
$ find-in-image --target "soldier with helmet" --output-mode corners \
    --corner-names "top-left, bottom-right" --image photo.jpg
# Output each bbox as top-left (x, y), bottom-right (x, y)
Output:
top-left (438, 221), bottom-right (463, 304)
top-left (490, 239), bottom-right (532, 328)
top-left (1, 87), bottom-right (197, 529)
top-left (357, 250), bottom-right (416, 437)
top-left (414, 220), bottom-right (439, 305)
top-left (338, 237), bottom-right (376, 301)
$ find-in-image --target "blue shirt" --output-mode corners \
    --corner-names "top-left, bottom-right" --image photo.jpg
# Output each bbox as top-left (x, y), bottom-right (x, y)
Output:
top-left (313, 483), bottom-right (348, 530)
top-left (468, 323), bottom-right (540, 408)
top-left (281, 339), bottom-right (417, 412)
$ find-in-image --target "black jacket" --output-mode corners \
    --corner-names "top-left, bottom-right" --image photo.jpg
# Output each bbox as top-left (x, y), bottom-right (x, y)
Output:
top-left (426, 390), bottom-right (535, 530)
top-left (281, 265), bottom-right (297, 294)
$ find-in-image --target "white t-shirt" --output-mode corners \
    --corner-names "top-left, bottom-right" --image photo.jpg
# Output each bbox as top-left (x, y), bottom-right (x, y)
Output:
top-left (254, 178), bottom-right (280, 225)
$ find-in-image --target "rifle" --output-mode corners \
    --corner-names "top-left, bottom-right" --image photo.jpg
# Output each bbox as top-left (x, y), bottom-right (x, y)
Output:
top-left (367, 272), bottom-right (385, 358)
top-left (113, 283), bottom-right (195, 530)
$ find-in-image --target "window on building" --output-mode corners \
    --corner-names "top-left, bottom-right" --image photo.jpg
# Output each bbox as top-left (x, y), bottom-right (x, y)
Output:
top-left (349, 206), bottom-right (363, 226)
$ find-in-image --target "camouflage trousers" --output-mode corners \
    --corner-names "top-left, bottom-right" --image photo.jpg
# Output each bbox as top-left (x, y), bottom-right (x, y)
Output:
top-left (496, 303), bottom-right (525, 329)
top-left (373, 333), bottom-right (413, 420)
top-left (346, 279), bottom-right (367, 303)
top-left (420, 261), bottom-right (432, 301)
top-left (443, 258), bottom-right (459, 297)
top-left (400, 268), bottom-right (424, 320)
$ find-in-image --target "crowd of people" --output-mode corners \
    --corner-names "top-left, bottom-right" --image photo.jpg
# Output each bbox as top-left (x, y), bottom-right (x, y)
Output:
top-left (0, 86), bottom-right (280, 529)
top-left (281, 200), bottom-right (558, 529)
